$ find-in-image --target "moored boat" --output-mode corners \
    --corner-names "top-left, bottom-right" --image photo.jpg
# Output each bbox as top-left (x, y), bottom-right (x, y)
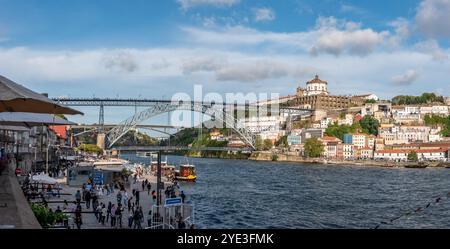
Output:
top-left (175, 161), bottom-right (197, 182)
top-left (404, 161), bottom-right (428, 169)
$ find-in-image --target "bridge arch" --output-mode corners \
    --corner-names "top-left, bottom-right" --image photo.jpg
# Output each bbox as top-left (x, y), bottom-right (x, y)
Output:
top-left (106, 102), bottom-right (256, 149)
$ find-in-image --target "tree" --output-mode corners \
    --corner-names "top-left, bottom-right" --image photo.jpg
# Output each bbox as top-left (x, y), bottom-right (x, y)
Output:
top-left (263, 139), bottom-right (273, 150)
top-left (304, 138), bottom-right (324, 158)
top-left (408, 151), bottom-right (418, 162)
top-left (359, 116), bottom-right (380, 136)
top-left (275, 136), bottom-right (288, 148)
top-left (78, 144), bottom-right (103, 155)
top-left (325, 123), bottom-right (361, 140)
top-left (392, 93), bottom-right (445, 105)
top-left (255, 136), bottom-right (264, 151)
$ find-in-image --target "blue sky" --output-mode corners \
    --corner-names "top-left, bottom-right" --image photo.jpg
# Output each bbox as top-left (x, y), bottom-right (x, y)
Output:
top-left (1, 0), bottom-right (450, 124)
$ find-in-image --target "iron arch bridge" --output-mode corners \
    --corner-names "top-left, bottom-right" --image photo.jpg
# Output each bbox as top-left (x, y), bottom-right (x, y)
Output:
top-left (106, 101), bottom-right (257, 149)
top-left (54, 98), bottom-right (313, 149)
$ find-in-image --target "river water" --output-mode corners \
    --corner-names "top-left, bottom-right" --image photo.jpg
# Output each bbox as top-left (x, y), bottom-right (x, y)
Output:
top-left (121, 154), bottom-right (450, 229)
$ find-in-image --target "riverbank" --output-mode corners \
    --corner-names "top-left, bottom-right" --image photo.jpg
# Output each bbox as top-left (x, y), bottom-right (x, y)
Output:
top-left (249, 151), bottom-right (450, 168)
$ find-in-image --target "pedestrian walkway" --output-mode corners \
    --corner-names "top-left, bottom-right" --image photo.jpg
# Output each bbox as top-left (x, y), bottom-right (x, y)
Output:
top-left (44, 173), bottom-right (177, 229)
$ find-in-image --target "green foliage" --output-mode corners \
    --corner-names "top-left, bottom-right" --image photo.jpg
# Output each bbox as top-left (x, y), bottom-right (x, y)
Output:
top-left (424, 114), bottom-right (450, 137)
top-left (364, 99), bottom-right (377, 104)
top-left (359, 116), bottom-right (380, 136)
top-left (271, 154), bottom-right (278, 161)
top-left (304, 138), bottom-right (324, 158)
top-left (115, 130), bottom-right (158, 146)
top-left (408, 151), bottom-right (418, 162)
top-left (255, 136), bottom-right (264, 151)
top-left (263, 139), bottom-right (273, 150)
top-left (392, 93), bottom-right (445, 105)
top-left (31, 203), bottom-right (68, 228)
top-left (78, 144), bottom-right (103, 154)
top-left (325, 123), bottom-right (361, 140)
top-left (275, 136), bottom-right (288, 148)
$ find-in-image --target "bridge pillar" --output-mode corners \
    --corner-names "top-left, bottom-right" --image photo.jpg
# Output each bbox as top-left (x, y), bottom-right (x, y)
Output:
top-left (99, 103), bottom-right (105, 126)
top-left (97, 133), bottom-right (106, 151)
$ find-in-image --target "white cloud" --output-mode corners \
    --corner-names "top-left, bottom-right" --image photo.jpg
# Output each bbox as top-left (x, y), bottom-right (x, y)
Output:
top-left (253, 7), bottom-right (276, 22)
top-left (415, 39), bottom-right (449, 61)
top-left (387, 18), bottom-right (411, 47)
top-left (182, 16), bottom-right (389, 56)
top-left (103, 51), bottom-right (139, 73)
top-left (415, 0), bottom-right (450, 38)
top-left (310, 17), bottom-right (388, 56)
top-left (391, 69), bottom-right (419, 86)
top-left (177, 0), bottom-right (240, 10)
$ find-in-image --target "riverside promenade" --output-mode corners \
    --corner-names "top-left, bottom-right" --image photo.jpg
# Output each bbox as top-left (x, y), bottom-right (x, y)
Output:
top-left (0, 162), bottom-right (41, 229)
top-left (43, 173), bottom-right (179, 229)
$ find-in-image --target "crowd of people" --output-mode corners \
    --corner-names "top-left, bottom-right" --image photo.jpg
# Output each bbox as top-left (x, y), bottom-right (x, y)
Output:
top-left (69, 173), bottom-right (191, 229)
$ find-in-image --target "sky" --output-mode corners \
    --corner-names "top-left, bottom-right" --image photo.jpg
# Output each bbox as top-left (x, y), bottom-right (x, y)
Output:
top-left (1, 0), bottom-right (450, 124)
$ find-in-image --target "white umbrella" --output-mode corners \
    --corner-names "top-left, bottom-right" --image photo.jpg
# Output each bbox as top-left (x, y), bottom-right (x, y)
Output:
top-left (31, 173), bottom-right (58, 184)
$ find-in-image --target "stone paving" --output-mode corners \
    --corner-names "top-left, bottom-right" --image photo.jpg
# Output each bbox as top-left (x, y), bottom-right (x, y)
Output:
top-left (44, 174), bottom-right (179, 229)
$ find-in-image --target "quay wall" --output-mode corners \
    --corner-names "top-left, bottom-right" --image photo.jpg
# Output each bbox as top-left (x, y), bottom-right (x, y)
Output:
top-left (249, 152), bottom-right (449, 168)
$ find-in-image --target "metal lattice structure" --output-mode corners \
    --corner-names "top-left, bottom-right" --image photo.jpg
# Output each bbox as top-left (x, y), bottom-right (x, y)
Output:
top-left (106, 102), bottom-right (258, 149)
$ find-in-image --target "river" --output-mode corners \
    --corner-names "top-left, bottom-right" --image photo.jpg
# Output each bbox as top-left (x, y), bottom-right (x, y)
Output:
top-left (121, 154), bottom-right (450, 229)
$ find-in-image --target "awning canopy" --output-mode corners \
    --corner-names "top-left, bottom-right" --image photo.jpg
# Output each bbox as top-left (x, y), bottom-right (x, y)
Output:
top-left (31, 173), bottom-right (58, 185)
top-left (0, 125), bottom-right (30, 131)
top-left (0, 75), bottom-right (83, 115)
top-left (0, 112), bottom-right (76, 127)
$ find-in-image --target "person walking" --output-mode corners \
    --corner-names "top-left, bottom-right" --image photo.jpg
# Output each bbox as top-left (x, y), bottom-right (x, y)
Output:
top-left (141, 181), bottom-right (145, 192)
top-left (85, 190), bottom-right (91, 209)
top-left (180, 191), bottom-right (186, 203)
top-left (116, 204), bottom-right (123, 228)
top-left (116, 191), bottom-right (122, 205)
top-left (133, 207), bottom-right (142, 229)
top-left (123, 192), bottom-right (128, 207)
top-left (147, 183), bottom-right (151, 195)
top-left (152, 190), bottom-right (156, 203)
top-left (101, 204), bottom-right (107, 225)
top-left (74, 204), bottom-right (82, 229)
top-left (128, 212), bottom-right (134, 228)
top-left (106, 201), bottom-right (112, 223)
top-left (135, 190), bottom-right (140, 206)
top-left (127, 197), bottom-right (133, 212)
top-left (110, 204), bottom-right (116, 228)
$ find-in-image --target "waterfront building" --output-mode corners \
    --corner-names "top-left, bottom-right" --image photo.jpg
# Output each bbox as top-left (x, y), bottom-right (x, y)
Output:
top-left (287, 75), bottom-right (365, 110)
top-left (353, 94), bottom-right (379, 101)
top-left (361, 102), bottom-right (392, 123)
top-left (379, 125), bottom-right (432, 145)
top-left (301, 128), bottom-right (324, 142)
top-left (320, 136), bottom-right (342, 158)
top-left (338, 113), bottom-right (354, 126)
top-left (343, 134), bottom-right (353, 144)
top-left (242, 116), bottom-right (285, 133)
top-left (392, 106), bottom-right (423, 124)
top-left (320, 117), bottom-right (334, 128)
top-left (343, 144), bottom-right (354, 160)
top-left (352, 134), bottom-right (368, 149)
top-left (287, 135), bottom-right (302, 146)
top-left (420, 106), bottom-right (449, 116)
top-left (374, 149), bottom-right (448, 162)
top-left (356, 147), bottom-right (374, 159)
top-left (228, 138), bottom-right (247, 148)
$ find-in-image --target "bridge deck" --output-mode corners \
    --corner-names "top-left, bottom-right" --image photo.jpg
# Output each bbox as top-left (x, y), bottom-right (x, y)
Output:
top-left (115, 146), bottom-right (253, 152)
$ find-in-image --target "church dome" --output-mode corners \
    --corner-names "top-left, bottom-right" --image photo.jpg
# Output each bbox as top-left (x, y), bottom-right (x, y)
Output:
top-left (307, 75), bottom-right (328, 85)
